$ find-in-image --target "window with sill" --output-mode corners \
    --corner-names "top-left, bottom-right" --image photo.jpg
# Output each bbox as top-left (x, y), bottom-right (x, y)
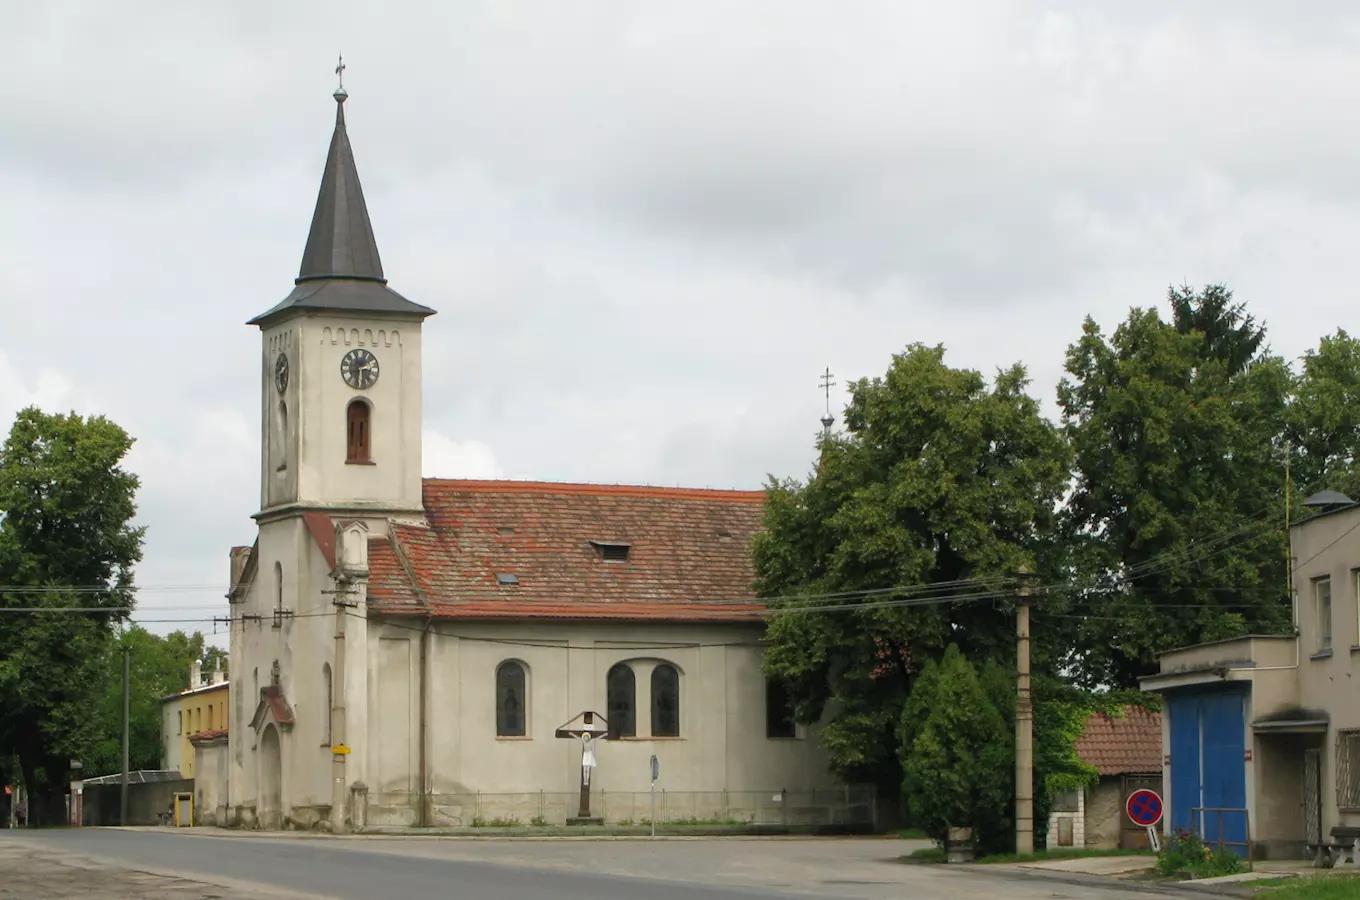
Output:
top-left (607, 663), bottom-right (636, 738)
top-left (1315, 576), bottom-right (1333, 652)
top-left (651, 664), bottom-right (680, 738)
top-left (766, 678), bottom-right (797, 739)
top-left (496, 660), bottom-right (527, 737)
top-left (346, 400), bottom-right (371, 463)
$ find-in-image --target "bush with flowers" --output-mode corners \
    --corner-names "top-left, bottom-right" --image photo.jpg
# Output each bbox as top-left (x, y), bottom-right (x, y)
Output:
top-left (1155, 827), bottom-right (1245, 879)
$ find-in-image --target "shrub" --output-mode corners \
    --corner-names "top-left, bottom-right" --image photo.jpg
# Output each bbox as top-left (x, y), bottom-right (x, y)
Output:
top-left (899, 645), bottom-right (1014, 856)
top-left (1156, 828), bottom-right (1244, 879)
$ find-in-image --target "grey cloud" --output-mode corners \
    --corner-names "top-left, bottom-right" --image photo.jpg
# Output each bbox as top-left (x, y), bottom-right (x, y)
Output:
top-left (5, 1), bottom-right (1360, 636)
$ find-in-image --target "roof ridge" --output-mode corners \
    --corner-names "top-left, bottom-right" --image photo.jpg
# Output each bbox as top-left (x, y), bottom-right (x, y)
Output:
top-left (422, 479), bottom-right (766, 502)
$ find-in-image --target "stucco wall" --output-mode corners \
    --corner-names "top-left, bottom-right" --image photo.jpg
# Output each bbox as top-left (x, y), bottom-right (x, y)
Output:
top-left (1085, 779), bottom-right (1124, 849)
top-left (1291, 507), bottom-right (1360, 836)
top-left (194, 739), bottom-right (229, 825)
top-left (362, 618), bottom-right (840, 827)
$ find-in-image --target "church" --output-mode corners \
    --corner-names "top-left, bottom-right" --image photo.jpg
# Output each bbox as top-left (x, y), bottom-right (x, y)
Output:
top-left (220, 80), bottom-right (844, 831)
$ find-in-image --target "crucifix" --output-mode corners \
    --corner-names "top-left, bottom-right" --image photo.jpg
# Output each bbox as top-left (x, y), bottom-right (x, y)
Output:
top-left (335, 54), bottom-right (346, 91)
top-left (556, 711), bottom-right (609, 825)
top-left (819, 366), bottom-right (836, 431)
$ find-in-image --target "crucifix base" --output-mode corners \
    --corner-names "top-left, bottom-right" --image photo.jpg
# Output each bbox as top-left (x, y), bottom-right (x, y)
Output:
top-left (566, 816), bottom-right (604, 826)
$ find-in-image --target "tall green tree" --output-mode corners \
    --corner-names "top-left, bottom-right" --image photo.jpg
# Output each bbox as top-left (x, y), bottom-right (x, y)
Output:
top-left (1287, 328), bottom-right (1360, 498)
top-left (0, 407), bottom-right (144, 823)
top-left (753, 344), bottom-right (1071, 791)
top-left (1058, 286), bottom-right (1294, 687)
top-left (83, 627), bottom-right (223, 777)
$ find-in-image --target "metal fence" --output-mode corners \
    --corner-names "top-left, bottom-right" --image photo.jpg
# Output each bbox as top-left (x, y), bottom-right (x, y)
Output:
top-left (364, 786), bottom-right (876, 829)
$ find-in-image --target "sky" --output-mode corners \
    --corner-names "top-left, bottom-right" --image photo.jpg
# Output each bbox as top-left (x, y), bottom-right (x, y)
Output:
top-left (3, 1), bottom-right (1360, 644)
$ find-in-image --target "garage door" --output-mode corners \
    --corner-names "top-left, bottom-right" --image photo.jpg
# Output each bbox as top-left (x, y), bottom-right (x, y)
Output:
top-left (1168, 690), bottom-right (1247, 854)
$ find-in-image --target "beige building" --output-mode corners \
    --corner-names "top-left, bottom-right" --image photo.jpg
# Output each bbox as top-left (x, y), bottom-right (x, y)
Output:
top-left (1141, 491), bottom-right (1360, 861)
top-left (161, 658), bottom-right (229, 779)
top-left (224, 83), bottom-right (843, 832)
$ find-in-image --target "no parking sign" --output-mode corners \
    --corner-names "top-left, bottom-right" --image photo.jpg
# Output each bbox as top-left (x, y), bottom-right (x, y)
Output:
top-left (1126, 788), bottom-right (1164, 851)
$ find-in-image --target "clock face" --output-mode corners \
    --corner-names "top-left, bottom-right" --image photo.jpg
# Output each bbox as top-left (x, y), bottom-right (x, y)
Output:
top-left (341, 348), bottom-right (379, 390)
top-left (274, 353), bottom-right (289, 393)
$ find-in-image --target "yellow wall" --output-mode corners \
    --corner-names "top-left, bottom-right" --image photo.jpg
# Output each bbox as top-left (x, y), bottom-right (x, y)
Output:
top-left (162, 683), bottom-right (230, 778)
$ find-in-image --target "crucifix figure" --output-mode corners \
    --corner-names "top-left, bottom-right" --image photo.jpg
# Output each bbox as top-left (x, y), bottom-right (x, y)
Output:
top-left (556, 710), bottom-right (608, 825)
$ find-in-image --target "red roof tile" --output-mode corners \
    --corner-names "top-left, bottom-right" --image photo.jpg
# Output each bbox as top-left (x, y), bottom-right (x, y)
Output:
top-left (1074, 706), bottom-right (1163, 776)
top-left (366, 479), bottom-right (767, 622)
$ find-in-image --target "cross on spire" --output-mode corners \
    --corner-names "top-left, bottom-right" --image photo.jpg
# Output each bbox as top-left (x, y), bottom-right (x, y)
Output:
top-left (819, 367), bottom-right (836, 430)
top-left (334, 53), bottom-right (347, 100)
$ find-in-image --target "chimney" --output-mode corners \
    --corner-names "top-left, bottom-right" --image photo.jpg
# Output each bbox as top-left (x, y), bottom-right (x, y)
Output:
top-left (190, 658), bottom-right (202, 689)
top-left (211, 656), bottom-right (226, 685)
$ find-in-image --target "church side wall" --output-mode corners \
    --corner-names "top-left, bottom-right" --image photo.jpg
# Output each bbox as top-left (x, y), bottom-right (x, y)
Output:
top-left (361, 617), bottom-right (842, 828)
top-left (229, 518), bottom-right (361, 830)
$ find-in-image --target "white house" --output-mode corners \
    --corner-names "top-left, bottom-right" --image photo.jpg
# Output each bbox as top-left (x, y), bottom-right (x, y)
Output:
top-left (223, 81), bottom-right (844, 831)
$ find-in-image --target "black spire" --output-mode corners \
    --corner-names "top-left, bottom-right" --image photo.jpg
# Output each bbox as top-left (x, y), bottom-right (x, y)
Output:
top-left (249, 68), bottom-right (434, 327)
top-left (296, 88), bottom-right (385, 284)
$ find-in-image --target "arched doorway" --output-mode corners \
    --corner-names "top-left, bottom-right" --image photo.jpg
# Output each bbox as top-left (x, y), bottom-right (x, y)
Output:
top-left (260, 724), bottom-right (282, 829)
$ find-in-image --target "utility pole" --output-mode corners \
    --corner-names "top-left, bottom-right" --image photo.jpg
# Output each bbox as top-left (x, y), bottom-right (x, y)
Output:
top-left (1014, 567), bottom-right (1037, 856)
top-left (330, 577), bottom-right (352, 835)
top-left (120, 644), bottom-right (130, 827)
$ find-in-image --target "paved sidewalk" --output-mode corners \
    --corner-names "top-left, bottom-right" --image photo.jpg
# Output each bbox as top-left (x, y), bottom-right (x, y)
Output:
top-left (0, 835), bottom-right (313, 899)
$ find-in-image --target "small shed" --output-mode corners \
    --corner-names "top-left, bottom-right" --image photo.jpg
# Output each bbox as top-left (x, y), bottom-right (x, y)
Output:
top-left (1047, 706), bottom-right (1163, 850)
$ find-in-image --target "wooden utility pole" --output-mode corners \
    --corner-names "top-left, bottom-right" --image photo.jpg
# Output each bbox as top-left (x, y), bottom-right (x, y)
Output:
top-left (1014, 568), bottom-right (1037, 856)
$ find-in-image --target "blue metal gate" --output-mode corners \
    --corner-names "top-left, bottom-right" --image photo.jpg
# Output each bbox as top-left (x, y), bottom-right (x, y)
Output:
top-left (1167, 689), bottom-right (1247, 854)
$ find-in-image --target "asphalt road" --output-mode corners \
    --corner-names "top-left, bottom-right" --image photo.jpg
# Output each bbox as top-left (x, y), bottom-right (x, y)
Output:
top-left (1, 829), bottom-right (1186, 900)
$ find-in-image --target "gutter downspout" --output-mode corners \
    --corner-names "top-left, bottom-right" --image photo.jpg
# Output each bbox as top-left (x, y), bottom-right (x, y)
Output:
top-left (419, 615), bottom-right (431, 828)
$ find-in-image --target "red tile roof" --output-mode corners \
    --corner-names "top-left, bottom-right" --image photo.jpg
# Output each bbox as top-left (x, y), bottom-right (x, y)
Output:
top-left (366, 479), bottom-right (767, 622)
top-left (1075, 706), bottom-right (1163, 776)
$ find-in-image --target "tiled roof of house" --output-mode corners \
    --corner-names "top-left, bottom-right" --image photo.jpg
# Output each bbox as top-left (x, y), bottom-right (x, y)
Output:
top-left (366, 479), bottom-right (767, 622)
top-left (1074, 706), bottom-right (1163, 776)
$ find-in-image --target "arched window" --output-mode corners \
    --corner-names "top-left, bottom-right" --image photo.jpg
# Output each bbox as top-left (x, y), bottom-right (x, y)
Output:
top-left (651, 664), bottom-right (680, 737)
top-left (273, 562), bottom-right (283, 626)
top-left (346, 400), bottom-right (371, 463)
top-left (276, 401), bottom-right (288, 470)
top-left (766, 678), bottom-right (796, 738)
top-left (606, 663), bottom-right (636, 738)
top-left (322, 663), bottom-right (333, 746)
top-left (496, 661), bottom-right (527, 737)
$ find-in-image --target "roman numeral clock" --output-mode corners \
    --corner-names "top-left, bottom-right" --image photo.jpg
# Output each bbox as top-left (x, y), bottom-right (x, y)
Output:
top-left (341, 348), bottom-right (380, 390)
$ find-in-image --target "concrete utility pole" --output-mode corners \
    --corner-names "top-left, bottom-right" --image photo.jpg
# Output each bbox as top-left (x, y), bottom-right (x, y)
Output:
top-left (120, 644), bottom-right (130, 827)
top-left (330, 578), bottom-right (350, 835)
top-left (1014, 568), bottom-right (1037, 856)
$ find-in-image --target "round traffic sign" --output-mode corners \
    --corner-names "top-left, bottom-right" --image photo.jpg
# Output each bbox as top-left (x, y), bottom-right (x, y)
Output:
top-left (1126, 788), bottom-right (1164, 828)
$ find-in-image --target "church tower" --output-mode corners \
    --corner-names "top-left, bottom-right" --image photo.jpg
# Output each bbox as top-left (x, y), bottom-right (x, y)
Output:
top-left (248, 78), bottom-right (436, 517)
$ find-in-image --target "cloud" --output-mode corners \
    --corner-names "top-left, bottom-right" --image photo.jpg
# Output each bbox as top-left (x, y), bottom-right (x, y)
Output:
top-left (4, 1), bottom-right (1360, 640)
top-left (423, 431), bottom-right (506, 481)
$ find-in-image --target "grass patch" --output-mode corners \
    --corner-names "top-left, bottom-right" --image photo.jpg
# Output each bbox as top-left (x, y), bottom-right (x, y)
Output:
top-left (894, 828), bottom-right (930, 839)
top-left (1256, 876), bottom-right (1360, 898)
top-left (976, 847), bottom-right (1154, 865)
